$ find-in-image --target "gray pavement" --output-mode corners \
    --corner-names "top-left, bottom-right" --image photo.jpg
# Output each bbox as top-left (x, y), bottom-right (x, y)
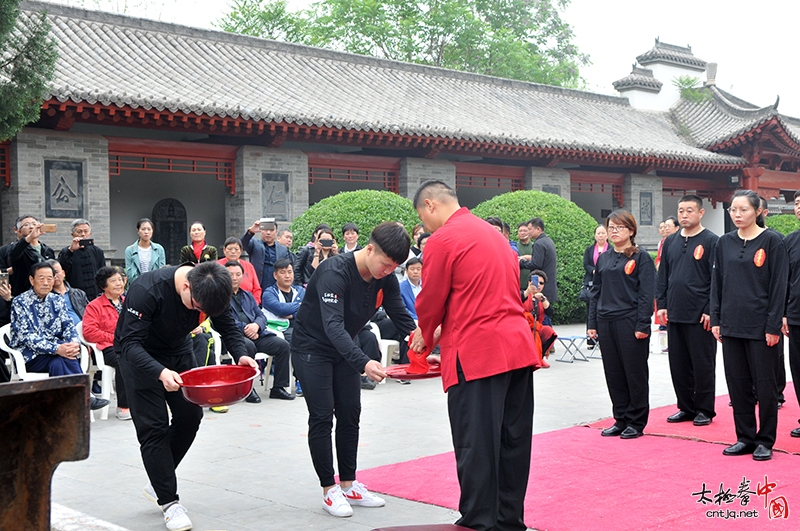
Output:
top-left (51, 323), bottom-right (742, 531)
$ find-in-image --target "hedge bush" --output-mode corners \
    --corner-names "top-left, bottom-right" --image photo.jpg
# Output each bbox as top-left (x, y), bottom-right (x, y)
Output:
top-left (765, 214), bottom-right (800, 236)
top-left (288, 190), bottom-right (419, 252)
top-left (472, 190), bottom-right (598, 324)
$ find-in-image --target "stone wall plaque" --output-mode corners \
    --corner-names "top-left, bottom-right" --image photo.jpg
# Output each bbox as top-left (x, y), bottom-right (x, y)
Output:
top-left (541, 185), bottom-right (561, 196)
top-left (44, 160), bottom-right (83, 218)
top-left (152, 198), bottom-right (187, 265)
top-left (262, 173), bottom-right (289, 221)
top-left (639, 191), bottom-right (653, 226)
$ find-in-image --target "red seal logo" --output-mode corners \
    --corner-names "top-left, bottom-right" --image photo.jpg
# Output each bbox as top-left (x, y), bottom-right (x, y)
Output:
top-left (754, 249), bottom-right (766, 268)
top-left (693, 245), bottom-right (704, 260)
top-left (624, 260), bottom-right (636, 275)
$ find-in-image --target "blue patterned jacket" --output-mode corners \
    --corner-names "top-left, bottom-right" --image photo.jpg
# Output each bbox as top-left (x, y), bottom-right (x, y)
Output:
top-left (10, 289), bottom-right (79, 362)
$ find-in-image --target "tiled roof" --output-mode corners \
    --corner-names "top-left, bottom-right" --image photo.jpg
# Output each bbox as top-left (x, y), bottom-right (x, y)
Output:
top-left (671, 86), bottom-right (800, 149)
top-left (25, 1), bottom-right (743, 166)
top-left (636, 39), bottom-right (706, 71)
top-left (612, 65), bottom-right (663, 93)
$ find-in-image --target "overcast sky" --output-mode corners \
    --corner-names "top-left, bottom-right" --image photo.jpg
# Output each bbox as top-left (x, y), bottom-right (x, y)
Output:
top-left (56, 0), bottom-right (800, 117)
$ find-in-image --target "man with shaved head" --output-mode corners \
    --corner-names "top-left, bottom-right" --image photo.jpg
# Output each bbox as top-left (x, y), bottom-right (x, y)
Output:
top-left (411, 180), bottom-right (539, 531)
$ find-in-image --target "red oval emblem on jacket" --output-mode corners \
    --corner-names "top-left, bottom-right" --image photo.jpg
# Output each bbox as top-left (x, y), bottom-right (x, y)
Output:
top-left (624, 260), bottom-right (636, 275)
top-left (754, 249), bottom-right (766, 268)
top-left (693, 245), bottom-right (704, 260)
top-left (375, 288), bottom-right (384, 309)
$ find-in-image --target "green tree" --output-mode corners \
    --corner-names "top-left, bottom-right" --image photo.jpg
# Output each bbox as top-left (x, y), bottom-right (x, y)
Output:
top-left (0, 0), bottom-right (57, 141)
top-left (287, 189), bottom-right (419, 252)
top-left (472, 190), bottom-right (597, 324)
top-left (218, 0), bottom-right (589, 88)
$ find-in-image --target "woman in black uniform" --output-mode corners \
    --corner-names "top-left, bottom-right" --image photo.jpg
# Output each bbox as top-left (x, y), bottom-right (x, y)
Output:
top-left (710, 189), bottom-right (788, 461)
top-left (588, 210), bottom-right (655, 440)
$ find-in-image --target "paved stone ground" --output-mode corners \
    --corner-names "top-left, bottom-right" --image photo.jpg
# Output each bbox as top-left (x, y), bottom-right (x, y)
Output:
top-left (51, 323), bottom-right (741, 531)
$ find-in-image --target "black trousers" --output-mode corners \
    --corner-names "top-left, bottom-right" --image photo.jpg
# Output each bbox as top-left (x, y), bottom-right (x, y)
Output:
top-left (101, 346), bottom-right (129, 409)
top-left (597, 316), bottom-right (649, 431)
top-left (667, 322), bottom-right (716, 417)
top-left (722, 336), bottom-right (779, 448)
top-left (119, 351), bottom-right (203, 506)
top-left (292, 350), bottom-right (361, 488)
top-left (357, 327), bottom-right (381, 363)
top-left (447, 363), bottom-right (533, 531)
top-left (777, 336), bottom-right (786, 402)
top-left (244, 334), bottom-right (291, 388)
top-left (375, 317), bottom-right (409, 364)
top-left (789, 325), bottom-right (800, 418)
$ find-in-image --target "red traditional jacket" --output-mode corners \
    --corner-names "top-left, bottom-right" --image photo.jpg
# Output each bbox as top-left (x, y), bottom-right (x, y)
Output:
top-left (416, 207), bottom-right (538, 391)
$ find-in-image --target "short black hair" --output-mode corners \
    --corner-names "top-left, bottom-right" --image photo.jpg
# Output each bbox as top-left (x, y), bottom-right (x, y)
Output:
top-left (406, 256), bottom-right (422, 267)
top-left (30, 261), bottom-right (55, 278)
top-left (274, 258), bottom-right (293, 271)
top-left (369, 222), bottom-right (411, 264)
top-left (518, 221), bottom-right (529, 229)
top-left (485, 216), bottom-right (503, 230)
top-left (528, 217), bottom-right (545, 231)
top-left (417, 232), bottom-right (430, 247)
top-left (136, 218), bottom-right (153, 230)
top-left (223, 260), bottom-right (244, 273)
top-left (794, 189), bottom-right (800, 200)
top-left (342, 222), bottom-right (359, 235)
top-left (413, 180), bottom-right (459, 209)
top-left (95, 266), bottom-right (123, 291)
top-left (678, 195), bottom-right (703, 209)
top-left (223, 237), bottom-right (242, 249)
top-left (186, 262), bottom-right (233, 316)
top-left (530, 269), bottom-right (548, 282)
top-left (664, 216), bottom-right (678, 227)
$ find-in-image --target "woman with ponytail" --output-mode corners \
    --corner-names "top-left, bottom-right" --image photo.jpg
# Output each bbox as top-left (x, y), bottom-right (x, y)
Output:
top-left (711, 189), bottom-right (788, 461)
top-left (588, 210), bottom-right (655, 439)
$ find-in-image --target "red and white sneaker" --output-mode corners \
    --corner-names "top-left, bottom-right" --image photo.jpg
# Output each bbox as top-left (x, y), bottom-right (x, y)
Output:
top-left (342, 481), bottom-right (386, 507)
top-left (322, 485), bottom-right (353, 517)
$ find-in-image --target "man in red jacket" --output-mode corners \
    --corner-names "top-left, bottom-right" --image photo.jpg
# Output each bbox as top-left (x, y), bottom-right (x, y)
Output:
top-left (411, 180), bottom-right (539, 531)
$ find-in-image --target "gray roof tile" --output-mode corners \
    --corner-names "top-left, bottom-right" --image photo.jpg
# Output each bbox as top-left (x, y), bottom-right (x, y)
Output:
top-left (636, 39), bottom-right (706, 71)
top-left (613, 65), bottom-right (663, 93)
top-left (25, 1), bottom-right (742, 166)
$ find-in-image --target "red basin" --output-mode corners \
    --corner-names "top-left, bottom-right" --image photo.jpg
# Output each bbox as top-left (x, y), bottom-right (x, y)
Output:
top-left (179, 365), bottom-right (259, 407)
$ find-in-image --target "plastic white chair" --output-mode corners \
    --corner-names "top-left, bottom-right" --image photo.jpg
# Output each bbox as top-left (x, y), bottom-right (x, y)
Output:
top-left (209, 327), bottom-right (291, 392)
top-left (369, 322), bottom-right (399, 383)
top-left (76, 322), bottom-right (113, 420)
top-left (0, 323), bottom-right (50, 382)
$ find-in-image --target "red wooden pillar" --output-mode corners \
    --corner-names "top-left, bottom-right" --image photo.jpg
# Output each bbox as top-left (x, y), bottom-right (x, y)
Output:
top-left (741, 166), bottom-right (764, 192)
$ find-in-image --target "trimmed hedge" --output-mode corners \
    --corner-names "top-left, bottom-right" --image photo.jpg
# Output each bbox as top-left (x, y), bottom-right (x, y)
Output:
top-left (472, 191), bottom-right (598, 324)
top-left (765, 214), bottom-right (800, 236)
top-left (287, 190), bottom-right (419, 251)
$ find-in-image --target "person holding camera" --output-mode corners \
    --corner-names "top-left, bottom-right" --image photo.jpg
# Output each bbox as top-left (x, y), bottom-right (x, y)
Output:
top-left (296, 228), bottom-right (338, 286)
top-left (58, 218), bottom-right (106, 300)
top-left (242, 218), bottom-right (289, 290)
top-left (8, 215), bottom-right (56, 297)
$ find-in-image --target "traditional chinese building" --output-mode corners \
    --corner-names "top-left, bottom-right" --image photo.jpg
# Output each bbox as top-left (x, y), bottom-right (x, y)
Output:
top-left (2, 3), bottom-right (799, 262)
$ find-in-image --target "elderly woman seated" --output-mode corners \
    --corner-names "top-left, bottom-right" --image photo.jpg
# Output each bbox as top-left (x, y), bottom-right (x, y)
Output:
top-left (82, 266), bottom-right (130, 419)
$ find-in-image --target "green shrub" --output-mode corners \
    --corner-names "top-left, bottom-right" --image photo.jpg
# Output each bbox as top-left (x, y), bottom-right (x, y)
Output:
top-left (472, 190), bottom-right (598, 324)
top-left (765, 214), bottom-right (800, 236)
top-left (288, 190), bottom-right (419, 251)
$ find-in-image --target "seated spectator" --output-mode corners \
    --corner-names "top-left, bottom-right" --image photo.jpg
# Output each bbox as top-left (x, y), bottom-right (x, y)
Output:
top-left (225, 261), bottom-right (294, 401)
top-left (399, 257), bottom-right (422, 321)
top-left (49, 259), bottom-right (88, 326)
top-left (82, 266), bottom-right (131, 420)
top-left (341, 223), bottom-right (362, 253)
top-left (262, 258), bottom-right (305, 346)
top-left (522, 270), bottom-right (557, 369)
top-left (9, 262), bottom-right (108, 409)
top-left (8, 215), bottom-right (56, 296)
top-left (410, 224), bottom-right (425, 256)
top-left (0, 278), bottom-right (10, 382)
top-left (58, 219), bottom-right (106, 300)
top-left (356, 324), bottom-right (381, 390)
top-left (416, 232), bottom-right (430, 259)
top-left (217, 237), bottom-right (262, 304)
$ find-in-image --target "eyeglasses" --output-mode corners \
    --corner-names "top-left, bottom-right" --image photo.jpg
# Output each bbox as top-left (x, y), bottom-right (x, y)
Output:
top-left (727, 207), bottom-right (752, 215)
top-left (607, 225), bottom-right (627, 233)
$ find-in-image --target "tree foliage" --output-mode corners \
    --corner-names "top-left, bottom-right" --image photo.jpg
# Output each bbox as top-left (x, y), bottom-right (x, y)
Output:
top-left (287, 189), bottom-right (419, 252)
top-left (0, 0), bottom-right (57, 141)
top-left (472, 190), bottom-right (597, 324)
top-left (218, 0), bottom-right (589, 87)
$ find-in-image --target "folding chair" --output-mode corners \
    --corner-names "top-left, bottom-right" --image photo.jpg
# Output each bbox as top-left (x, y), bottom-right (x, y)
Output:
top-left (555, 335), bottom-right (590, 363)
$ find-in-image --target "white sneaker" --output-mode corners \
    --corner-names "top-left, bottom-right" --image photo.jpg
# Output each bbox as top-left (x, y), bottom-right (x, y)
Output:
top-left (143, 484), bottom-right (158, 505)
top-left (342, 481), bottom-right (385, 507)
top-left (162, 502), bottom-right (192, 531)
top-left (322, 485), bottom-right (353, 517)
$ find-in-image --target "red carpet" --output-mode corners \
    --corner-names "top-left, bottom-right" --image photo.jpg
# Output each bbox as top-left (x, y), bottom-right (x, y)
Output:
top-left (586, 394), bottom-right (800, 455)
top-left (358, 425), bottom-right (800, 531)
